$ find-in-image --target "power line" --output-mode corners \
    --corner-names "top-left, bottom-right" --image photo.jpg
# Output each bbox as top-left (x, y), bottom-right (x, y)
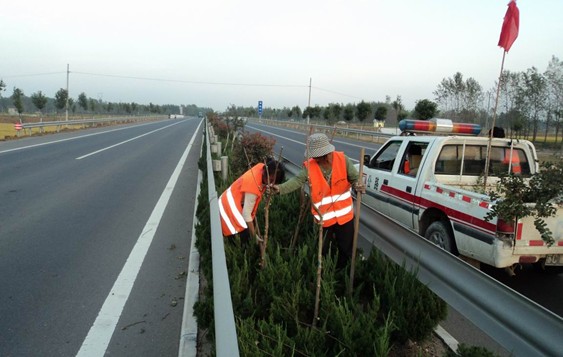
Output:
top-left (2, 69), bottom-right (365, 103)
top-left (312, 86), bottom-right (364, 101)
top-left (1, 71), bottom-right (66, 78)
top-left (72, 71), bottom-right (308, 89)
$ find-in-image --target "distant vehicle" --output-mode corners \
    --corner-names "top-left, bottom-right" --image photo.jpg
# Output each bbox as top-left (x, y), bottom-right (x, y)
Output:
top-left (198, 112), bottom-right (204, 118)
top-left (356, 118), bottom-right (563, 275)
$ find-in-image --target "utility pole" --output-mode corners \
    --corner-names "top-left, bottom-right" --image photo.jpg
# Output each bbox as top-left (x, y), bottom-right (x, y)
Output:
top-left (65, 64), bottom-right (70, 121)
top-left (307, 77), bottom-right (312, 125)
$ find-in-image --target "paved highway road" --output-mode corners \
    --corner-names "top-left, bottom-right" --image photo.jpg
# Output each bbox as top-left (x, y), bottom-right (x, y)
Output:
top-left (0, 118), bottom-right (203, 356)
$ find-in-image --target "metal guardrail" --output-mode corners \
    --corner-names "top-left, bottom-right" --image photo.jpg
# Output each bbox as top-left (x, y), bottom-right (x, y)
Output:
top-left (253, 118), bottom-right (395, 142)
top-left (204, 120), bottom-right (240, 357)
top-left (282, 157), bottom-right (563, 356)
top-left (16, 115), bottom-right (168, 135)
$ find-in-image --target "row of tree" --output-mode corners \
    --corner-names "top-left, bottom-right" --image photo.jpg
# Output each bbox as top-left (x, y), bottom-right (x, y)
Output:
top-left (2, 55), bottom-right (560, 142)
top-left (0, 82), bottom-right (211, 118)
top-left (434, 56), bottom-right (562, 142)
top-left (222, 56), bottom-right (562, 143)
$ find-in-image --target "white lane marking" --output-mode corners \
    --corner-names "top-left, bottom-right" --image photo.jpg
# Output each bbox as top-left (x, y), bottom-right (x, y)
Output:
top-left (247, 125), bottom-right (360, 163)
top-left (76, 120), bottom-right (186, 160)
top-left (434, 324), bottom-right (459, 353)
top-left (0, 120), bottom-right (173, 155)
top-left (76, 119), bottom-right (203, 357)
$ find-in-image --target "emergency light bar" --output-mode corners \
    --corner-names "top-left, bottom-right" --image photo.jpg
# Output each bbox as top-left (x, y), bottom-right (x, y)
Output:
top-left (399, 118), bottom-right (481, 135)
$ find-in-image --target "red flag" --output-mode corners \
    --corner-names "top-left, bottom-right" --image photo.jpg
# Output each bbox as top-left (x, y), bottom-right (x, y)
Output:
top-left (498, 0), bottom-right (520, 52)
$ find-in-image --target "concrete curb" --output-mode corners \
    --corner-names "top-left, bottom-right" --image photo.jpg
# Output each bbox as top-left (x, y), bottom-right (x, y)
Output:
top-left (435, 324), bottom-right (459, 353)
top-left (178, 145), bottom-right (203, 357)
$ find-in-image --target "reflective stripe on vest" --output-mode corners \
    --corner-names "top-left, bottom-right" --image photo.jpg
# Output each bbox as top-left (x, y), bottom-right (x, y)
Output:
top-left (307, 152), bottom-right (354, 227)
top-left (218, 163), bottom-right (264, 236)
top-left (219, 186), bottom-right (247, 235)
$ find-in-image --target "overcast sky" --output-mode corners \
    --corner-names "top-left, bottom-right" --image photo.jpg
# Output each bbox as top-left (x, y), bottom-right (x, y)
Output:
top-left (1, 0), bottom-right (562, 112)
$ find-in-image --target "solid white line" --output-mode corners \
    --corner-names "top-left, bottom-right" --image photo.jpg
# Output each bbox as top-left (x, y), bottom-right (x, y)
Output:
top-left (76, 119), bottom-right (203, 357)
top-left (75, 120), bottom-right (185, 160)
top-left (0, 120), bottom-right (169, 155)
top-left (178, 136), bottom-right (203, 357)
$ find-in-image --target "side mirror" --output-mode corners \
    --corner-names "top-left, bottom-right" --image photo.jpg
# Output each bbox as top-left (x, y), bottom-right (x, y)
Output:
top-left (363, 154), bottom-right (371, 166)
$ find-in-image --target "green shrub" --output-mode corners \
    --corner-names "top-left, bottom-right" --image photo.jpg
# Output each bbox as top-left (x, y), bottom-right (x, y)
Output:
top-left (355, 251), bottom-right (448, 343)
top-left (445, 343), bottom-right (504, 357)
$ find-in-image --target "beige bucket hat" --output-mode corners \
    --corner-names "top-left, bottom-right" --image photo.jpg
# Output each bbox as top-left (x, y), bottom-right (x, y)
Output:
top-left (307, 133), bottom-right (335, 158)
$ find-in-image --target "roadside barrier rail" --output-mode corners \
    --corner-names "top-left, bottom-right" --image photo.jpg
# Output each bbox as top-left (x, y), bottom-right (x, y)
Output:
top-left (205, 120), bottom-right (240, 357)
top-left (15, 115), bottom-right (168, 135)
top-left (252, 118), bottom-right (395, 142)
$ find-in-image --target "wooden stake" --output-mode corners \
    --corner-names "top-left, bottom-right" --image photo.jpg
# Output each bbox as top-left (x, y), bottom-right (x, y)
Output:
top-left (312, 222), bottom-right (323, 327)
top-left (259, 147), bottom-right (284, 269)
top-left (348, 148), bottom-right (365, 296)
top-left (290, 189), bottom-right (309, 250)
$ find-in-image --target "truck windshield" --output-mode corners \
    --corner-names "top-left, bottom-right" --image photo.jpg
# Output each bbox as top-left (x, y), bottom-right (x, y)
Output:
top-left (435, 144), bottom-right (530, 176)
top-left (370, 140), bottom-right (402, 171)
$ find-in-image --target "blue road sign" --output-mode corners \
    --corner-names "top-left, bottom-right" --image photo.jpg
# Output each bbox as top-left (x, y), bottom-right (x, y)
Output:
top-left (258, 100), bottom-right (263, 117)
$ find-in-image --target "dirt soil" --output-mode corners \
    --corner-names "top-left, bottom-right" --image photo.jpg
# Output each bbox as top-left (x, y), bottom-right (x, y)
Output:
top-left (389, 335), bottom-right (450, 357)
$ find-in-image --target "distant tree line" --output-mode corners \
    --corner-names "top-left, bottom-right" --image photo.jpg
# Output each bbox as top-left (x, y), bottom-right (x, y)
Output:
top-left (223, 56), bottom-right (561, 144)
top-left (433, 56), bottom-right (562, 142)
top-left (3, 54), bottom-right (560, 143)
top-left (0, 83), bottom-right (211, 119)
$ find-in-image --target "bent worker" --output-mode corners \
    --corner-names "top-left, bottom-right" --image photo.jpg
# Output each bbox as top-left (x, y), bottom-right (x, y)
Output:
top-left (219, 158), bottom-right (285, 243)
top-left (271, 133), bottom-right (365, 268)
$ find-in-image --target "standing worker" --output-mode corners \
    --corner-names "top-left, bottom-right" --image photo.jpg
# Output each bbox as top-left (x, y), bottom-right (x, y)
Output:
top-left (219, 158), bottom-right (285, 243)
top-left (271, 133), bottom-right (365, 268)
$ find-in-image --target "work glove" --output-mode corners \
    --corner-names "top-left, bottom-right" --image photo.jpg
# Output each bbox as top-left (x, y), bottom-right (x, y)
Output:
top-left (268, 184), bottom-right (280, 195)
top-left (353, 182), bottom-right (366, 194)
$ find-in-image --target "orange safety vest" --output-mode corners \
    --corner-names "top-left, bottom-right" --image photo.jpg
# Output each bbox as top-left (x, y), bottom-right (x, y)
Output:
top-left (219, 163), bottom-right (265, 236)
top-left (306, 151), bottom-right (354, 228)
top-left (503, 148), bottom-right (521, 174)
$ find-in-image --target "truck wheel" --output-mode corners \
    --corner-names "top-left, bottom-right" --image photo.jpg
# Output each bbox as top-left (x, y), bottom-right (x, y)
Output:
top-left (425, 221), bottom-right (456, 254)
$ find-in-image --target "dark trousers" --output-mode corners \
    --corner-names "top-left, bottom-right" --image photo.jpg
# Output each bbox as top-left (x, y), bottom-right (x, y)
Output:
top-left (225, 229), bottom-right (251, 249)
top-left (322, 218), bottom-right (355, 269)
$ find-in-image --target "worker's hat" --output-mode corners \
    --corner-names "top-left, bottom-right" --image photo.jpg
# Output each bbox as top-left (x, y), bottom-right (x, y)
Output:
top-left (308, 133), bottom-right (335, 158)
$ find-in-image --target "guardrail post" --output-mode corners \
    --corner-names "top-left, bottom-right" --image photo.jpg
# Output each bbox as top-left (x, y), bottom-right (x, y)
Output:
top-left (221, 156), bottom-right (228, 181)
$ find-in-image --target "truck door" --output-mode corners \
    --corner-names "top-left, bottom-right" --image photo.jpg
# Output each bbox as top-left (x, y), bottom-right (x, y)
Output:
top-left (385, 141), bottom-right (429, 230)
top-left (363, 139), bottom-right (404, 216)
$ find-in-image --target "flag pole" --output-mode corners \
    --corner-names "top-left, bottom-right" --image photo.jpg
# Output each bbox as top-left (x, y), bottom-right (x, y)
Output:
top-left (483, 50), bottom-right (506, 188)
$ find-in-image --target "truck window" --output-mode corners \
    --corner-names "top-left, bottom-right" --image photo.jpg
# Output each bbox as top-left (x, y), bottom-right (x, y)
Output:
top-left (370, 140), bottom-right (402, 171)
top-left (435, 144), bottom-right (531, 176)
top-left (399, 142), bottom-right (428, 177)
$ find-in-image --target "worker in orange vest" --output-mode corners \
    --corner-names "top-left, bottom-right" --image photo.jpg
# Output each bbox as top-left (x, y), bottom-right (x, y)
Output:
top-left (219, 159), bottom-right (285, 243)
top-left (271, 133), bottom-right (365, 268)
top-left (503, 148), bottom-right (521, 174)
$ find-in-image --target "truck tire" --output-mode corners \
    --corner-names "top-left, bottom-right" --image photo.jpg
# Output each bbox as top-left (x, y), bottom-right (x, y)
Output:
top-left (425, 221), bottom-right (456, 254)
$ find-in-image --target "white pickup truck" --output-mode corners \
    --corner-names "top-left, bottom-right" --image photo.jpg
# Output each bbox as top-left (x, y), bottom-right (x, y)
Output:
top-left (358, 119), bottom-right (563, 274)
